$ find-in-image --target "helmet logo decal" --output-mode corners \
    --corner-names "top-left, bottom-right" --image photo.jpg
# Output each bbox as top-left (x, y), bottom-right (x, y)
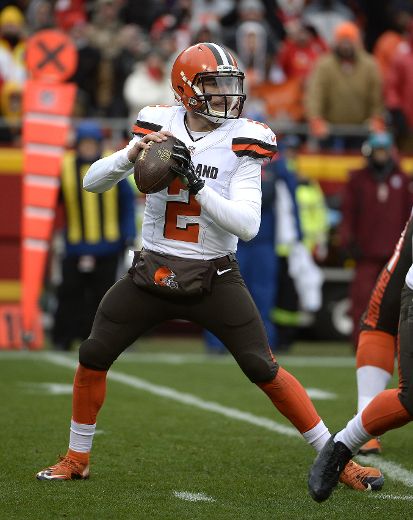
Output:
top-left (154, 266), bottom-right (179, 289)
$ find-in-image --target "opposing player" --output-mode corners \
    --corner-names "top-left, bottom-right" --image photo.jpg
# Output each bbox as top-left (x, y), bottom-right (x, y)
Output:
top-left (36, 42), bottom-right (382, 491)
top-left (356, 213), bottom-right (413, 454)
top-left (308, 213), bottom-right (413, 502)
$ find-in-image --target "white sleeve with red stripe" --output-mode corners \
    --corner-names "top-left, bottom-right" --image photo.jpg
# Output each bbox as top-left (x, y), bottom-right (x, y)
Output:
top-left (132, 105), bottom-right (177, 136)
top-left (195, 158), bottom-right (262, 242)
top-left (231, 118), bottom-right (278, 163)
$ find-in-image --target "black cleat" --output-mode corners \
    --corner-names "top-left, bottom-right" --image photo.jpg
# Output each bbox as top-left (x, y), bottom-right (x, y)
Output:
top-left (308, 436), bottom-right (352, 502)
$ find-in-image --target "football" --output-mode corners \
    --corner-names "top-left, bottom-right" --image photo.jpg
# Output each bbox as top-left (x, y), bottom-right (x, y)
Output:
top-left (134, 137), bottom-right (179, 194)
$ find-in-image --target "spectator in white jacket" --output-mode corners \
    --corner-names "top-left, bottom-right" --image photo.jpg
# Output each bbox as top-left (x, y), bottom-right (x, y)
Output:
top-left (123, 49), bottom-right (175, 124)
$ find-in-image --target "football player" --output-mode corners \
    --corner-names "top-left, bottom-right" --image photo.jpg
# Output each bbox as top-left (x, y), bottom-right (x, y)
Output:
top-left (36, 42), bottom-right (382, 491)
top-left (308, 212), bottom-right (413, 502)
top-left (356, 212), bottom-right (413, 454)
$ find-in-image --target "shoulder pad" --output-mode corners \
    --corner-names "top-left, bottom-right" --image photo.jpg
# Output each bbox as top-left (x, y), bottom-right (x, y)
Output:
top-left (131, 105), bottom-right (179, 137)
top-left (232, 118), bottom-right (277, 161)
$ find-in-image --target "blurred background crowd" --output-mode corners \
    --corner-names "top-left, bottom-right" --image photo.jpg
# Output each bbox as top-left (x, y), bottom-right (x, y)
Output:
top-left (2, 0), bottom-right (413, 353)
top-left (2, 0), bottom-right (413, 147)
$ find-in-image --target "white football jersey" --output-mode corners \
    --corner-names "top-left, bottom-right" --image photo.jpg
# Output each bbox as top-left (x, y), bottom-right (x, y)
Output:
top-left (83, 105), bottom-right (277, 259)
top-left (133, 105), bottom-right (277, 259)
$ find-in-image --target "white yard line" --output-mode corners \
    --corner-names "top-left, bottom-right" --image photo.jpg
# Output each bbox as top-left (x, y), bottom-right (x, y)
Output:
top-left (117, 353), bottom-right (355, 367)
top-left (43, 353), bottom-right (299, 438)
top-left (22, 352), bottom-right (413, 490)
top-left (372, 494), bottom-right (413, 501)
top-left (22, 382), bottom-right (73, 395)
top-left (114, 353), bottom-right (355, 367)
top-left (173, 491), bottom-right (215, 502)
top-left (305, 388), bottom-right (337, 400)
top-left (22, 379), bottom-right (336, 401)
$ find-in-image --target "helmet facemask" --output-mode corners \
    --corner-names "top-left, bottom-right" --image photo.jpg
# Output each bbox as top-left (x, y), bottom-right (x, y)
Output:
top-left (189, 70), bottom-right (246, 123)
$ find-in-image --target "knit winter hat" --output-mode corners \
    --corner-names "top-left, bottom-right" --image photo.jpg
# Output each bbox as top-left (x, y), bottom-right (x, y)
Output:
top-left (334, 22), bottom-right (361, 43)
top-left (0, 6), bottom-right (24, 27)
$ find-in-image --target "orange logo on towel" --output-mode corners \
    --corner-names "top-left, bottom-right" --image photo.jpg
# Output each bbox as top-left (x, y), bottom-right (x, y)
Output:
top-left (154, 266), bottom-right (179, 289)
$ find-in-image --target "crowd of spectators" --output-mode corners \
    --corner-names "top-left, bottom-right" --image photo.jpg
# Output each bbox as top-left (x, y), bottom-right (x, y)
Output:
top-left (1, 0), bottom-right (413, 150)
top-left (2, 0), bottom-right (411, 347)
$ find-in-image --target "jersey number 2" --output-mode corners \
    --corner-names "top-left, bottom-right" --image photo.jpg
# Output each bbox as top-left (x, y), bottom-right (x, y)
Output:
top-left (164, 178), bottom-right (200, 242)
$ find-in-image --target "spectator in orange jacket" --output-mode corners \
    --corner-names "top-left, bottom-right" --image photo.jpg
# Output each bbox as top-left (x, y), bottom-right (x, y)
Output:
top-left (373, 8), bottom-right (412, 77)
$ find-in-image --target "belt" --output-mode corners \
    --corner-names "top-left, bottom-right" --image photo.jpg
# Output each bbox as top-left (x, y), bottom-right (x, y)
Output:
top-left (212, 252), bottom-right (236, 269)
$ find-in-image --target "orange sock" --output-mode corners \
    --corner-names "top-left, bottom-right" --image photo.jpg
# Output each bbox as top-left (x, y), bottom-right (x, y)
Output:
top-left (356, 330), bottom-right (395, 374)
top-left (257, 366), bottom-right (320, 433)
top-left (67, 448), bottom-right (90, 465)
top-left (361, 388), bottom-right (413, 436)
top-left (72, 364), bottom-right (107, 425)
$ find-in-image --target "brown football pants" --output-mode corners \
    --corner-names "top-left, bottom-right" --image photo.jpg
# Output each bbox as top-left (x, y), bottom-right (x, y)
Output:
top-left (359, 214), bottom-right (413, 416)
top-left (396, 284), bottom-right (413, 416)
top-left (361, 215), bottom-right (413, 336)
top-left (79, 260), bottom-right (278, 383)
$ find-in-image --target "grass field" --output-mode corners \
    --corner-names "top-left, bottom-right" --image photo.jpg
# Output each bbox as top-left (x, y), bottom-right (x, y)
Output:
top-left (1, 338), bottom-right (412, 520)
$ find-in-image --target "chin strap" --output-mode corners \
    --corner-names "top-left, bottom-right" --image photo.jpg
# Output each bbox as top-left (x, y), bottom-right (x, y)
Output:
top-left (197, 110), bottom-right (224, 124)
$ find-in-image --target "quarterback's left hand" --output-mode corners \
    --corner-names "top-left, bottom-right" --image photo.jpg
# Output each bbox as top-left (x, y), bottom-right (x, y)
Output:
top-left (171, 140), bottom-right (205, 194)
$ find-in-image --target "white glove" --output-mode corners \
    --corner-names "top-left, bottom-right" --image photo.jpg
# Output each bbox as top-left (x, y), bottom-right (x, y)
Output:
top-left (288, 242), bottom-right (324, 312)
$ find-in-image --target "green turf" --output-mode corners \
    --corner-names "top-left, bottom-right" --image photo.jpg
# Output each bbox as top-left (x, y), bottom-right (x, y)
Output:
top-left (1, 339), bottom-right (412, 520)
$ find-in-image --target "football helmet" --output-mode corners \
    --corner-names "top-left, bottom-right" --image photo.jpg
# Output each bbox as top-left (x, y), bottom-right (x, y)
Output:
top-left (154, 266), bottom-right (179, 289)
top-left (171, 42), bottom-right (246, 123)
